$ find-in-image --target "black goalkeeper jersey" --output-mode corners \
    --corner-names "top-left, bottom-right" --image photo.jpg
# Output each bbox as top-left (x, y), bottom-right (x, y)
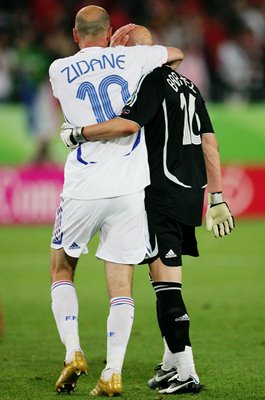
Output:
top-left (120, 66), bottom-right (214, 226)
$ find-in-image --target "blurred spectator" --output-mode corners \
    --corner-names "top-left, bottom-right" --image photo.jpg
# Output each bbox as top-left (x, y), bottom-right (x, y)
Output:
top-left (13, 29), bottom-right (60, 163)
top-left (216, 24), bottom-right (264, 102)
top-left (234, 0), bottom-right (265, 41)
top-left (201, 0), bottom-right (249, 101)
top-left (0, 31), bottom-right (15, 101)
top-left (29, 0), bottom-right (65, 34)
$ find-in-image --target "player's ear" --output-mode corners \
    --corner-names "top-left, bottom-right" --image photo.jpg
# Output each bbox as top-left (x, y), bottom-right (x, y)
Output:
top-left (106, 27), bottom-right (113, 42)
top-left (73, 28), bottom-right (79, 43)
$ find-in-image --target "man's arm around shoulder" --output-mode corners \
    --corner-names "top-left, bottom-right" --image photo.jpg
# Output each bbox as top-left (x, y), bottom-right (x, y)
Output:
top-left (165, 47), bottom-right (184, 64)
top-left (60, 118), bottom-right (140, 148)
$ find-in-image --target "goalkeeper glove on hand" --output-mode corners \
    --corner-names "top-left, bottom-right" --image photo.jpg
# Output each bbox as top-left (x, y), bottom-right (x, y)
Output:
top-left (206, 192), bottom-right (235, 238)
top-left (60, 122), bottom-right (87, 149)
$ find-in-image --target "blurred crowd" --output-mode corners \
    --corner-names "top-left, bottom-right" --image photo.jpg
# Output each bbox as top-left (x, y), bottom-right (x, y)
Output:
top-left (0, 0), bottom-right (264, 162)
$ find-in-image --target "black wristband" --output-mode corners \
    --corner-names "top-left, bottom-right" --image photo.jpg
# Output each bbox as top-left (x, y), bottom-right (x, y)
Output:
top-left (69, 132), bottom-right (78, 145)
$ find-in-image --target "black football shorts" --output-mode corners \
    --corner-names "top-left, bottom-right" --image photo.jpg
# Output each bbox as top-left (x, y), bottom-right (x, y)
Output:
top-left (142, 209), bottom-right (199, 266)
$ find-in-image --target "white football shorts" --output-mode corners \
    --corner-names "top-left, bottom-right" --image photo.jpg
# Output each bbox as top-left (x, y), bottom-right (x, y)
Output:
top-left (51, 190), bottom-right (150, 264)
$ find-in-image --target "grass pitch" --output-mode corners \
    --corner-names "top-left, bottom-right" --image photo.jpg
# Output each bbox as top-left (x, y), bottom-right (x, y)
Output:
top-left (0, 220), bottom-right (265, 399)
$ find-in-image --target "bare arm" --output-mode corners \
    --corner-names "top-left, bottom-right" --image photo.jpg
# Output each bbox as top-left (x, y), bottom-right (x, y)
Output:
top-left (202, 132), bottom-right (235, 237)
top-left (165, 47), bottom-right (184, 64)
top-left (202, 133), bottom-right (222, 193)
top-left (168, 60), bottom-right (182, 70)
top-left (82, 118), bottom-right (140, 141)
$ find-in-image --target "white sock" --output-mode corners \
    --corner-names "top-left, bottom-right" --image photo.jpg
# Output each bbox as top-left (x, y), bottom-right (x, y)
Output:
top-left (51, 280), bottom-right (81, 362)
top-left (174, 346), bottom-right (197, 381)
top-left (162, 338), bottom-right (177, 370)
top-left (102, 297), bottom-right (134, 380)
top-left (162, 341), bottom-right (197, 381)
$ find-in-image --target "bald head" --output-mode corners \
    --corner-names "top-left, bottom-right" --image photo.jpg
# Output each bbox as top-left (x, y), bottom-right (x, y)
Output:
top-left (75, 5), bottom-right (110, 39)
top-left (126, 25), bottom-right (153, 46)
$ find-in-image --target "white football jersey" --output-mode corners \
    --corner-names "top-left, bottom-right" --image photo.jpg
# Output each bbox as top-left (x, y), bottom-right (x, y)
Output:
top-left (49, 45), bottom-right (167, 199)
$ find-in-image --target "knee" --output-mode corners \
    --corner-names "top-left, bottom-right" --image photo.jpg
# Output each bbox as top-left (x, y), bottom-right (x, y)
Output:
top-left (50, 249), bottom-right (76, 283)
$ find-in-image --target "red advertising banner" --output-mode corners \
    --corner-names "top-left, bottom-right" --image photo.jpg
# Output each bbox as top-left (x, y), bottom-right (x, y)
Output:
top-left (218, 165), bottom-right (265, 217)
top-left (0, 164), bottom-right (63, 224)
top-left (0, 164), bottom-right (264, 224)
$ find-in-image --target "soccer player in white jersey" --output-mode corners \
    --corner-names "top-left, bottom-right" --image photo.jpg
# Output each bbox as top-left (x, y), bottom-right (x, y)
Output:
top-left (48, 5), bottom-right (184, 396)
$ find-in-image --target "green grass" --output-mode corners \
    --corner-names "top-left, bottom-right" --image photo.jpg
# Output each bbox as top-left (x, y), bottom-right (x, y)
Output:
top-left (208, 103), bottom-right (265, 165)
top-left (1, 220), bottom-right (265, 399)
top-left (0, 103), bottom-right (264, 165)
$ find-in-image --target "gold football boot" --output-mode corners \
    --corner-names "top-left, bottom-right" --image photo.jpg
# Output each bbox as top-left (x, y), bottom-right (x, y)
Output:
top-left (90, 373), bottom-right (122, 397)
top-left (55, 351), bottom-right (88, 393)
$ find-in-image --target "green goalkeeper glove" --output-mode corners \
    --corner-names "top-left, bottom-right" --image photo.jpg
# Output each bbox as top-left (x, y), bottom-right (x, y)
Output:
top-left (206, 192), bottom-right (235, 238)
top-left (60, 123), bottom-right (87, 149)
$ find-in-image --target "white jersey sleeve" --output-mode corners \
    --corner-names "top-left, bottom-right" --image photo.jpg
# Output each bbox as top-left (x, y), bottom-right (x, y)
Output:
top-left (127, 45), bottom-right (168, 75)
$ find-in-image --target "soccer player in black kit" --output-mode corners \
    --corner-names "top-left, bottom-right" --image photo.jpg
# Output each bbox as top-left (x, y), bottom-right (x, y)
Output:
top-left (60, 25), bottom-right (235, 395)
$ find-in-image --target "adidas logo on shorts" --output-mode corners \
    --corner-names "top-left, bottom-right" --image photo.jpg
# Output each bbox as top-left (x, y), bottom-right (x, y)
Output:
top-left (69, 242), bottom-right (81, 250)
top-left (165, 249), bottom-right (177, 258)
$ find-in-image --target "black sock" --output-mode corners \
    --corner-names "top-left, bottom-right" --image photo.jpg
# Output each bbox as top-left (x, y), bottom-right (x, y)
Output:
top-left (152, 281), bottom-right (191, 353)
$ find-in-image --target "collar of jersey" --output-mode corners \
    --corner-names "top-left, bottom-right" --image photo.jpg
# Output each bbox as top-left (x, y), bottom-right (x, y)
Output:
top-left (79, 47), bottom-right (103, 53)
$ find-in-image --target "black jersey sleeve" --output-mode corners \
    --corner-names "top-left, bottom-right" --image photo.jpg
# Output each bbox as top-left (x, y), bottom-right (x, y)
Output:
top-left (120, 68), bottom-right (165, 127)
top-left (196, 95), bottom-right (215, 134)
